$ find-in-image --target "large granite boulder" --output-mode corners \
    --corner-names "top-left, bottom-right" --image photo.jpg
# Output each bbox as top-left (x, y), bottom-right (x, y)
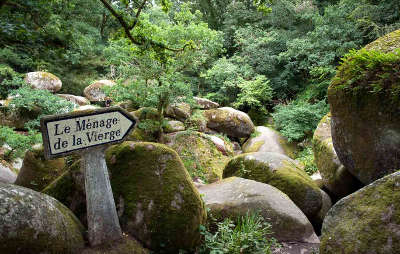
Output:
top-left (223, 152), bottom-right (322, 220)
top-left (198, 177), bottom-right (319, 244)
top-left (328, 29), bottom-right (400, 185)
top-left (320, 170), bottom-right (400, 254)
top-left (25, 71), bottom-right (62, 93)
top-left (0, 183), bottom-right (84, 254)
top-left (15, 144), bottom-right (66, 191)
top-left (204, 107), bottom-right (255, 138)
top-left (45, 142), bottom-right (206, 252)
top-left (165, 102), bottom-right (191, 121)
top-left (57, 94), bottom-right (90, 106)
top-left (163, 119), bottom-right (185, 133)
top-left (0, 160), bottom-right (17, 183)
top-left (83, 80), bottom-right (115, 102)
top-left (193, 97), bottom-right (219, 109)
top-left (242, 126), bottom-right (297, 159)
top-left (164, 131), bottom-right (233, 183)
top-left (312, 113), bottom-right (362, 198)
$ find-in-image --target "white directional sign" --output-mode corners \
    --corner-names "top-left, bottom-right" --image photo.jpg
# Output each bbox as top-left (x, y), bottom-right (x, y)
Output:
top-left (41, 107), bottom-right (136, 159)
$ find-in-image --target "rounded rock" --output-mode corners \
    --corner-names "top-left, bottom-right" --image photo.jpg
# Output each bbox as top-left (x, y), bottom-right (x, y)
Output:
top-left (83, 80), bottom-right (115, 102)
top-left (25, 71), bottom-right (62, 93)
top-left (0, 183), bottom-right (84, 254)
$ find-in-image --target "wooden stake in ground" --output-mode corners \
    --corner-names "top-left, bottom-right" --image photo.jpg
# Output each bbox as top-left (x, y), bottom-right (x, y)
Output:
top-left (40, 107), bottom-right (136, 246)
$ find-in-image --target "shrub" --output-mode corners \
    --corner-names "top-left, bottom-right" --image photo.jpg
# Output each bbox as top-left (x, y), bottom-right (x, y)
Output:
top-left (0, 64), bottom-right (25, 99)
top-left (272, 100), bottom-right (329, 142)
top-left (296, 146), bottom-right (318, 176)
top-left (199, 212), bottom-right (279, 254)
top-left (0, 126), bottom-right (42, 160)
top-left (8, 86), bottom-right (75, 130)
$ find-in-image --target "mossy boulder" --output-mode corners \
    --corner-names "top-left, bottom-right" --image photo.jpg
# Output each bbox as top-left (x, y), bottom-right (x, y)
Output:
top-left (25, 71), bottom-right (62, 93)
top-left (0, 183), bottom-right (85, 254)
top-left (0, 160), bottom-right (17, 183)
top-left (57, 94), bottom-right (90, 106)
top-left (328, 29), bottom-right (400, 185)
top-left (193, 97), bottom-right (219, 109)
top-left (81, 235), bottom-right (149, 254)
top-left (312, 113), bottom-right (362, 198)
top-left (204, 107), bottom-right (255, 138)
top-left (320, 170), bottom-right (400, 254)
top-left (198, 177), bottom-right (320, 243)
top-left (83, 80), bottom-right (115, 102)
top-left (223, 152), bottom-right (322, 220)
top-left (163, 120), bottom-right (185, 133)
top-left (128, 108), bottom-right (160, 142)
top-left (0, 107), bottom-right (40, 130)
top-left (242, 126), bottom-right (297, 159)
top-left (165, 102), bottom-right (191, 121)
top-left (42, 159), bottom-right (87, 226)
top-left (164, 131), bottom-right (233, 183)
top-left (15, 144), bottom-right (66, 191)
top-left (106, 142), bottom-right (206, 252)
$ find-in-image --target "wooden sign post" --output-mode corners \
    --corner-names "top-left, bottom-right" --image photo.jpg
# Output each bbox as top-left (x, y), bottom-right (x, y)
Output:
top-left (40, 107), bottom-right (136, 246)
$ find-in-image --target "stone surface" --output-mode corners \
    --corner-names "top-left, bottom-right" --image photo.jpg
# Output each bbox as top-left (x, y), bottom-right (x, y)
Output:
top-left (242, 126), bottom-right (297, 159)
top-left (57, 94), bottom-right (90, 106)
top-left (84, 80), bottom-right (115, 102)
top-left (74, 105), bottom-right (99, 111)
top-left (193, 97), bottom-right (219, 109)
top-left (0, 183), bottom-right (85, 254)
top-left (0, 160), bottom-right (17, 183)
top-left (320, 170), bottom-right (400, 254)
top-left (81, 235), bottom-right (149, 254)
top-left (164, 131), bottom-right (233, 183)
top-left (15, 144), bottom-right (66, 191)
top-left (272, 242), bottom-right (320, 254)
top-left (204, 107), bottom-right (255, 138)
top-left (165, 102), bottom-right (191, 121)
top-left (46, 142), bottom-right (207, 252)
top-left (312, 112), bottom-right (362, 198)
top-left (223, 152), bottom-right (322, 220)
top-left (24, 71), bottom-right (62, 92)
top-left (163, 120), bottom-right (185, 133)
top-left (328, 29), bottom-right (400, 185)
top-left (198, 177), bottom-right (319, 243)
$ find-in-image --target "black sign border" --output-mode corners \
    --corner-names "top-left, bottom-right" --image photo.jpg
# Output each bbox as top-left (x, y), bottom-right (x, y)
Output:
top-left (40, 106), bottom-right (136, 160)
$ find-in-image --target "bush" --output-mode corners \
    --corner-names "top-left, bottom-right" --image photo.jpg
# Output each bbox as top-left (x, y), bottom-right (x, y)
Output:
top-left (199, 212), bottom-right (279, 254)
top-left (0, 126), bottom-right (42, 160)
top-left (0, 64), bottom-right (25, 99)
top-left (272, 100), bottom-right (329, 142)
top-left (296, 146), bottom-right (319, 176)
top-left (8, 86), bottom-right (75, 130)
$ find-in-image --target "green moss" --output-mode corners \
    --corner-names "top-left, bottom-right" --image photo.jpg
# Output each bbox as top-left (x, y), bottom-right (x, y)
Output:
top-left (15, 146), bottom-right (66, 192)
top-left (105, 142), bottom-right (206, 252)
top-left (320, 172), bottom-right (400, 254)
top-left (167, 131), bottom-right (232, 183)
top-left (329, 29), bottom-right (400, 107)
top-left (223, 153), bottom-right (322, 218)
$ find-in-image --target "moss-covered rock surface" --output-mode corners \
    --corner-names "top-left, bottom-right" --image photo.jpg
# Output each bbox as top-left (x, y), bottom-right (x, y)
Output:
top-left (223, 152), bottom-right (322, 220)
top-left (106, 142), bottom-right (206, 252)
top-left (0, 183), bottom-right (85, 254)
top-left (242, 126), bottom-right (297, 159)
top-left (15, 144), bottom-right (66, 191)
top-left (25, 71), bottom-right (62, 93)
top-left (320, 170), bottom-right (400, 254)
top-left (198, 177), bottom-right (320, 243)
top-left (312, 113), bottom-right (362, 198)
top-left (204, 107), bottom-right (255, 138)
top-left (328, 29), bottom-right (400, 184)
top-left (164, 131), bottom-right (233, 183)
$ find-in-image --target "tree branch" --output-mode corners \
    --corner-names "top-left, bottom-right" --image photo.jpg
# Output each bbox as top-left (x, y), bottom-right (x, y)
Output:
top-left (98, 0), bottom-right (186, 52)
top-left (129, 0), bottom-right (147, 30)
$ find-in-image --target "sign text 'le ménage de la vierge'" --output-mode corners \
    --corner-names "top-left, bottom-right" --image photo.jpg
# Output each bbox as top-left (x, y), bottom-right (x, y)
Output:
top-left (41, 107), bottom-right (136, 159)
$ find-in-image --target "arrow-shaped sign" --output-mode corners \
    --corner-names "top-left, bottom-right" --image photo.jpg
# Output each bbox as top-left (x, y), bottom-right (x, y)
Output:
top-left (41, 107), bottom-right (136, 159)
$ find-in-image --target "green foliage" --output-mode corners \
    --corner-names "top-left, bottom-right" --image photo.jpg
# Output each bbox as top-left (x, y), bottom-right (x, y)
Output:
top-left (296, 146), bottom-right (319, 176)
top-left (9, 86), bottom-right (75, 130)
top-left (199, 212), bottom-right (278, 254)
top-left (0, 126), bottom-right (41, 160)
top-left (272, 100), bottom-right (329, 142)
top-left (332, 48), bottom-right (400, 101)
top-left (0, 64), bottom-right (25, 99)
